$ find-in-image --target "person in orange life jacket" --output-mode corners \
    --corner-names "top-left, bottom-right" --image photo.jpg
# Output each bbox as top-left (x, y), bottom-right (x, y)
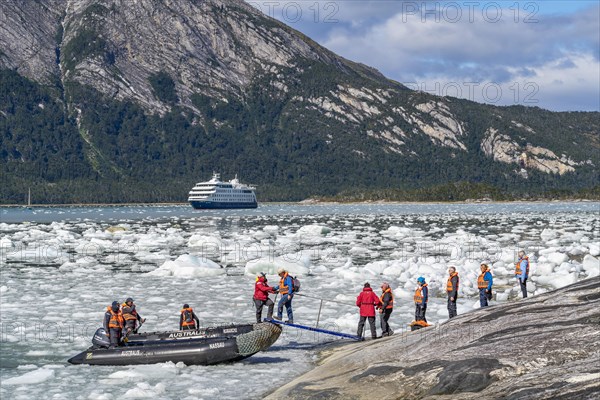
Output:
top-left (414, 277), bottom-right (428, 322)
top-left (447, 267), bottom-right (459, 319)
top-left (253, 272), bottom-right (275, 323)
top-left (377, 282), bottom-right (394, 337)
top-left (103, 301), bottom-right (124, 347)
top-left (356, 282), bottom-right (382, 339)
top-left (121, 297), bottom-right (146, 335)
top-left (179, 304), bottom-right (200, 330)
top-left (478, 264), bottom-right (494, 307)
top-left (272, 268), bottom-right (294, 323)
top-left (515, 251), bottom-right (529, 298)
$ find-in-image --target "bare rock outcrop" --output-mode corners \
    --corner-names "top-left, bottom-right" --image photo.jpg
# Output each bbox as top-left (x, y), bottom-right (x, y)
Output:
top-left (267, 277), bottom-right (600, 399)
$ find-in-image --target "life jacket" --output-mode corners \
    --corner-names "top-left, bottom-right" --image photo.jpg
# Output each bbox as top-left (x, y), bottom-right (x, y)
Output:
top-left (380, 288), bottom-right (394, 309)
top-left (411, 320), bottom-right (430, 327)
top-left (106, 306), bottom-right (124, 329)
top-left (180, 307), bottom-right (196, 327)
top-left (447, 272), bottom-right (459, 293)
top-left (478, 268), bottom-right (492, 289)
top-left (121, 302), bottom-right (138, 321)
top-left (414, 283), bottom-right (428, 303)
top-left (279, 272), bottom-right (291, 295)
top-left (515, 256), bottom-right (530, 277)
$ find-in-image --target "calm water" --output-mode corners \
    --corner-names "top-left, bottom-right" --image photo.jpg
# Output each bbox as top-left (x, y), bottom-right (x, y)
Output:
top-left (2, 201), bottom-right (598, 224)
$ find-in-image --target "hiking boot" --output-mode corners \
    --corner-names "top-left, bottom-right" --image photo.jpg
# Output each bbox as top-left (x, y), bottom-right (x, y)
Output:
top-left (285, 320), bottom-right (293, 324)
top-left (272, 315), bottom-right (282, 321)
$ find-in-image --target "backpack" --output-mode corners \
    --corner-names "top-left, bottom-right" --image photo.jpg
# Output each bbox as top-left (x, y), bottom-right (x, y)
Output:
top-left (292, 276), bottom-right (301, 293)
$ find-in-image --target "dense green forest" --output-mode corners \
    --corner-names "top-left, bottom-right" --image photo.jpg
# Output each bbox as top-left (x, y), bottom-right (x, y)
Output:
top-left (1, 67), bottom-right (599, 204)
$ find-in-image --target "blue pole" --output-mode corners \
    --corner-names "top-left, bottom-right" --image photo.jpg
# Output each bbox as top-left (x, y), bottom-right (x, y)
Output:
top-left (265, 319), bottom-right (363, 341)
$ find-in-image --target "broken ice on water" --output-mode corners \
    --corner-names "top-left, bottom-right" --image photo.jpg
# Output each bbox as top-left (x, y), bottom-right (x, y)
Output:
top-left (0, 202), bottom-right (598, 399)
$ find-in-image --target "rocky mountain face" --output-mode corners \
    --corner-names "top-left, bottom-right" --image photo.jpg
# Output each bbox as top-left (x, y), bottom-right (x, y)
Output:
top-left (266, 277), bottom-right (600, 399)
top-left (1, 0), bottom-right (598, 203)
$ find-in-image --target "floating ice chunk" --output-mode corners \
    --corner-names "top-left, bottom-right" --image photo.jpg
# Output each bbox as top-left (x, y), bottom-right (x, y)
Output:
top-left (296, 224), bottom-right (331, 236)
top-left (124, 382), bottom-right (166, 398)
top-left (0, 285), bottom-right (7, 294)
top-left (540, 229), bottom-right (558, 240)
top-left (496, 292), bottom-right (509, 301)
top-left (363, 260), bottom-right (388, 275)
top-left (536, 272), bottom-right (578, 288)
top-left (311, 265), bottom-right (328, 274)
top-left (263, 225), bottom-right (279, 234)
top-left (245, 256), bottom-right (309, 276)
top-left (547, 252), bottom-right (568, 265)
top-left (582, 255), bottom-right (600, 278)
top-left (381, 226), bottom-right (413, 238)
top-left (149, 254), bottom-right (224, 277)
top-left (539, 247), bottom-right (558, 255)
top-left (0, 236), bottom-right (12, 248)
top-left (108, 370), bottom-right (145, 379)
top-left (2, 368), bottom-right (54, 385)
top-left (534, 263), bottom-right (554, 276)
top-left (383, 264), bottom-right (405, 277)
top-left (588, 243), bottom-right (600, 257)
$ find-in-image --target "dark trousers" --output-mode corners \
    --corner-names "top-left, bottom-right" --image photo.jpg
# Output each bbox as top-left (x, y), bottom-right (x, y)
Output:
top-left (448, 296), bottom-right (458, 318)
top-left (124, 320), bottom-right (136, 335)
top-left (415, 303), bottom-right (427, 322)
top-left (519, 278), bottom-right (528, 298)
top-left (109, 328), bottom-right (121, 347)
top-left (358, 316), bottom-right (377, 338)
top-left (277, 294), bottom-right (293, 322)
top-left (254, 298), bottom-right (274, 323)
top-left (479, 289), bottom-right (489, 307)
top-left (380, 309), bottom-right (393, 335)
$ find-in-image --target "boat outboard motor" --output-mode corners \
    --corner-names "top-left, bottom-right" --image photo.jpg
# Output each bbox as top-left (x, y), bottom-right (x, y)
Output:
top-left (92, 328), bottom-right (111, 348)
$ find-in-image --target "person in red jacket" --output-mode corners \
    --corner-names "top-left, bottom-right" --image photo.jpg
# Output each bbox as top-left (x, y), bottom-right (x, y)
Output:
top-left (253, 272), bottom-right (275, 323)
top-left (356, 282), bottom-right (382, 339)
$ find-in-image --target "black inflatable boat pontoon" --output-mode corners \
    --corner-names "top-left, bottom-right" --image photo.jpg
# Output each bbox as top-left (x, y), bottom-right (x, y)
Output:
top-left (68, 322), bottom-right (281, 366)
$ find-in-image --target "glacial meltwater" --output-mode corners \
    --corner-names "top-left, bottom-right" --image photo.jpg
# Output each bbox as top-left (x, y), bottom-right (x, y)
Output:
top-left (1, 202), bottom-right (599, 399)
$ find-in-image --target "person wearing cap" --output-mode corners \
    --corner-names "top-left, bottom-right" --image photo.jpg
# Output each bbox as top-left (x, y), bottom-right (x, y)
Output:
top-left (179, 304), bottom-right (200, 330)
top-left (253, 272), bottom-right (275, 323)
top-left (447, 267), bottom-right (459, 318)
top-left (356, 282), bottom-right (382, 339)
top-left (414, 277), bottom-right (428, 322)
top-left (478, 264), bottom-right (493, 307)
top-left (103, 301), bottom-right (124, 347)
top-left (515, 251), bottom-right (529, 298)
top-left (272, 268), bottom-right (294, 323)
top-left (121, 297), bottom-right (145, 335)
top-left (377, 282), bottom-right (394, 336)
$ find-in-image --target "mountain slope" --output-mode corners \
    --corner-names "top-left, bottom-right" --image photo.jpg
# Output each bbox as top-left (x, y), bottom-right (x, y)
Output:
top-left (1, 0), bottom-right (598, 203)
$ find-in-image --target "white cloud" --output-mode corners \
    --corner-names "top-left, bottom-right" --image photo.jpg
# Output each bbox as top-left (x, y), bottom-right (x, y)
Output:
top-left (320, 4), bottom-right (599, 110)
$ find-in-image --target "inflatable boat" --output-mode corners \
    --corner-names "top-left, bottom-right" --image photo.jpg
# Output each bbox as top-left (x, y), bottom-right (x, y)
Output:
top-left (94, 323), bottom-right (256, 347)
top-left (68, 322), bottom-right (281, 366)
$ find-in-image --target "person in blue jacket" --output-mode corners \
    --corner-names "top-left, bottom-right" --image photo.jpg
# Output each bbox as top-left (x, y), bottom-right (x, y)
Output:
top-left (414, 277), bottom-right (428, 322)
top-left (478, 264), bottom-right (493, 307)
top-left (514, 251), bottom-right (529, 298)
top-left (272, 268), bottom-right (294, 323)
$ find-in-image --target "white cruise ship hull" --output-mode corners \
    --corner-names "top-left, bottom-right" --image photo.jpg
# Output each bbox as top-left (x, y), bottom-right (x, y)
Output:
top-left (189, 200), bottom-right (258, 209)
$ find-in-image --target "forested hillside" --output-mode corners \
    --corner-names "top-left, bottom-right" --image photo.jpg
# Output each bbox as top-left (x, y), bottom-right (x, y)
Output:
top-left (1, 0), bottom-right (598, 204)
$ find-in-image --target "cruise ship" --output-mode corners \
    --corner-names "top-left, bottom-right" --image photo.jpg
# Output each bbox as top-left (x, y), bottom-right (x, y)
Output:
top-left (188, 173), bottom-right (258, 209)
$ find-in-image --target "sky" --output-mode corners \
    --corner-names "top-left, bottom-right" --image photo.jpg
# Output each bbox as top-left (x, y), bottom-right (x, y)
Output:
top-left (246, 1), bottom-right (600, 111)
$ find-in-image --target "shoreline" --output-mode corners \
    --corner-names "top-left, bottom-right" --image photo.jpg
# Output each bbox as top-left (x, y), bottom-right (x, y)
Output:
top-left (0, 199), bottom-right (597, 208)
